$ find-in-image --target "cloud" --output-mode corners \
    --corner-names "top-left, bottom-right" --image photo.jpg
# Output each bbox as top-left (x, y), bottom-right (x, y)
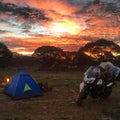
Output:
top-left (3, 36), bottom-right (90, 54)
top-left (0, 30), bottom-right (12, 34)
top-left (0, 0), bottom-right (120, 55)
top-left (0, 1), bottom-right (49, 21)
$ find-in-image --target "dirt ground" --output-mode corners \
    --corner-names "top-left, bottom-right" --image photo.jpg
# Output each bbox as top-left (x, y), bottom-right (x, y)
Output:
top-left (0, 83), bottom-right (120, 120)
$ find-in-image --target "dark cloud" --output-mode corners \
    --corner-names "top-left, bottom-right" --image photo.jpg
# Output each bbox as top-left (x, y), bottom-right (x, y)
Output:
top-left (75, 0), bottom-right (120, 14)
top-left (64, 0), bottom-right (93, 6)
top-left (0, 1), bottom-right (49, 21)
top-left (0, 30), bottom-right (12, 34)
top-left (74, 0), bottom-right (120, 26)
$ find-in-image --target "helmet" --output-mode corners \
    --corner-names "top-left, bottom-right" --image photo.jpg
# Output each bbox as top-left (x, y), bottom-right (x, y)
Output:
top-left (92, 67), bottom-right (101, 77)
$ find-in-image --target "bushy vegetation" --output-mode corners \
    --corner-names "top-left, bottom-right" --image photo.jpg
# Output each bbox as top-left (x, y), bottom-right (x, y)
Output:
top-left (32, 39), bottom-right (120, 71)
top-left (0, 42), bottom-right (13, 67)
top-left (1, 39), bottom-right (120, 71)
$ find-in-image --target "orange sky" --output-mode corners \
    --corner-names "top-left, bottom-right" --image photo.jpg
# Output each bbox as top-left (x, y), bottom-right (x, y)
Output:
top-left (0, 0), bottom-right (120, 55)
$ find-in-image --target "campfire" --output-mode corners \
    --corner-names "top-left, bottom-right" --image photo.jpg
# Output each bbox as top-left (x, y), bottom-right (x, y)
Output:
top-left (1, 77), bottom-right (10, 86)
top-left (6, 77), bottom-right (10, 83)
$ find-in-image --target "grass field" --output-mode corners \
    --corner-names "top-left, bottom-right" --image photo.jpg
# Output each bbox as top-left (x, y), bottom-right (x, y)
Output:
top-left (0, 66), bottom-right (120, 120)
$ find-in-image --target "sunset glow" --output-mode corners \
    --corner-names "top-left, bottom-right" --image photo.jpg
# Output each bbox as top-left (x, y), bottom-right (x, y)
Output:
top-left (50, 20), bottom-right (81, 36)
top-left (0, 0), bottom-right (119, 55)
top-left (84, 50), bottom-right (120, 58)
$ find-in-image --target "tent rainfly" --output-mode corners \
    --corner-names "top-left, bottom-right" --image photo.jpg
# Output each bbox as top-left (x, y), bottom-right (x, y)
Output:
top-left (4, 72), bottom-right (43, 99)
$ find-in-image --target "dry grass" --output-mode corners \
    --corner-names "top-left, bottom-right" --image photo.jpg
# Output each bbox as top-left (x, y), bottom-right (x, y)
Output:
top-left (0, 66), bottom-right (120, 120)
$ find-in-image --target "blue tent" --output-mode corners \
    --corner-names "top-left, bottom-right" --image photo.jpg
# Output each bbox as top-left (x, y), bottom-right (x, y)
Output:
top-left (4, 72), bottom-right (43, 99)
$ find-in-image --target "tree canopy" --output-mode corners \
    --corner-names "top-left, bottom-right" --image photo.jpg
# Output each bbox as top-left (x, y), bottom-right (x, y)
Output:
top-left (79, 39), bottom-right (120, 59)
top-left (0, 42), bottom-right (13, 67)
top-left (0, 42), bottom-right (12, 59)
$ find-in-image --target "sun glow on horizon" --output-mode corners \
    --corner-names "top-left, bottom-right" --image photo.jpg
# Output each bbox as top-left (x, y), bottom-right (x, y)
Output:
top-left (18, 51), bottom-right (34, 56)
top-left (50, 20), bottom-right (82, 36)
top-left (84, 50), bottom-right (120, 58)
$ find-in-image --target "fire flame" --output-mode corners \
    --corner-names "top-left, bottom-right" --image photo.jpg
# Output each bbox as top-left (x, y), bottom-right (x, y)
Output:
top-left (1, 77), bottom-right (10, 86)
top-left (6, 77), bottom-right (10, 83)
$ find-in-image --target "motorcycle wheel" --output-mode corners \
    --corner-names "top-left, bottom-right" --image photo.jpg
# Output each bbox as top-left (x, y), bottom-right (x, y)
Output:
top-left (77, 89), bottom-right (88, 106)
top-left (102, 87), bottom-right (112, 99)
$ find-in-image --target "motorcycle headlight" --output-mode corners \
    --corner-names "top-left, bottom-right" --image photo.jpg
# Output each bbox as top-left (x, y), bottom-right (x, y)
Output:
top-left (84, 75), bottom-right (96, 84)
top-left (96, 79), bottom-right (103, 85)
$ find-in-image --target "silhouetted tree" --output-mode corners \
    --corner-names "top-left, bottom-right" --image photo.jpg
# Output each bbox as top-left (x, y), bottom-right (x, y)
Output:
top-left (0, 42), bottom-right (13, 67)
top-left (74, 51), bottom-right (95, 71)
top-left (33, 46), bottom-right (67, 70)
top-left (77, 39), bottom-right (120, 64)
top-left (115, 56), bottom-right (120, 66)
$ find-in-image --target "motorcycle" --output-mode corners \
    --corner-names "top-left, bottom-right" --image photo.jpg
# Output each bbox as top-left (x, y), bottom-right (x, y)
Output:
top-left (77, 66), bottom-right (116, 106)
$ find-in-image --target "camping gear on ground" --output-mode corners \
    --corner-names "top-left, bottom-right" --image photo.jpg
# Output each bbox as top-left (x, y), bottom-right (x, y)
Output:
top-left (77, 66), bottom-right (116, 106)
top-left (42, 82), bottom-right (52, 92)
top-left (38, 82), bottom-right (52, 92)
top-left (4, 72), bottom-right (43, 99)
